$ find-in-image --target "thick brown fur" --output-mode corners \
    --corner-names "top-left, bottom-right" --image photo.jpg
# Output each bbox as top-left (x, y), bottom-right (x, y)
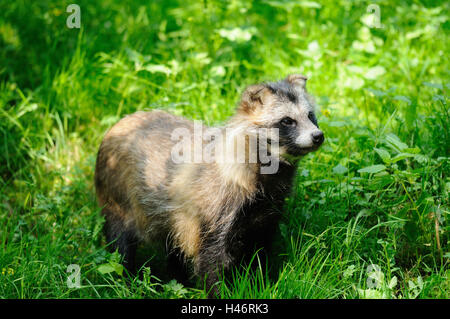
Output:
top-left (94, 74), bottom-right (324, 297)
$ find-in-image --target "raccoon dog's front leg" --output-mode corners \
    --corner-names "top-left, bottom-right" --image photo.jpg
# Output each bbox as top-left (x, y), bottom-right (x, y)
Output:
top-left (167, 246), bottom-right (190, 285)
top-left (196, 233), bottom-right (233, 298)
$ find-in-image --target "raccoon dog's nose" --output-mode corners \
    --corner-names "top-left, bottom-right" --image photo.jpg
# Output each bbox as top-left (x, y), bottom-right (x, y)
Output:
top-left (312, 131), bottom-right (324, 145)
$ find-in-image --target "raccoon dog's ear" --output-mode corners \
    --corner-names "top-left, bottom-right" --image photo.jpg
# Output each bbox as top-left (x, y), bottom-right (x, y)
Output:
top-left (239, 84), bottom-right (274, 114)
top-left (285, 74), bottom-right (308, 90)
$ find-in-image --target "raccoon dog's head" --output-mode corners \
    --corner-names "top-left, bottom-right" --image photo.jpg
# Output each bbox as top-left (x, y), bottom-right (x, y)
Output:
top-left (238, 74), bottom-right (324, 158)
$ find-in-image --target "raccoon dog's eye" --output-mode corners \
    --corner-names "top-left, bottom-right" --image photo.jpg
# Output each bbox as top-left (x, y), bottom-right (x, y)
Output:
top-left (280, 117), bottom-right (296, 127)
top-left (308, 111), bottom-right (317, 124)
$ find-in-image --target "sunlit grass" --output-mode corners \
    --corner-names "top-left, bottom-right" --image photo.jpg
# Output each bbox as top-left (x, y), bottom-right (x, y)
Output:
top-left (0, 0), bottom-right (448, 298)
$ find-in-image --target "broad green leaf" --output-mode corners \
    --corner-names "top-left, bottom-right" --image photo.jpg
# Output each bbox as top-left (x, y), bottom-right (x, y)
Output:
top-left (100, 115), bottom-right (120, 126)
top-left (300, 169), bottom-right (309, 177)
top-left (332, 164), bottom-right (348, 175)
top-left (364, 66), bottom-right (386, 80)
top-left (389, 276), bottom-right (398, 289)
top-left (210, 65), bottom-right (226, 77)
top-left (97, 263), bottom-right (116, 275)
top-left (264, 1), bottom-right (321, 9)
top-left (113, 262), bottom-right (124, 276)
top-left (97, 262), bottom-right (124, 276)
top-left (367, 88), bottom-right (387, 97)
top-left (352, 39), bottom-right (376, 53)
top-left (403, 147), bottom-right (420, 154)
top-left (433, 94), bottom-right (445, 102)
top-left (357, 288), bottom-right (387, 299)
top-left (393, 95), bottom-right (412, 105)
top-left (217, 27), bottom-right (255, 43)
top-left (423, 82), bottom-right (443, 90)
top-left (357, 209), bottom-right (371, 218)
top-left (406, 28), bottom-right (428, 39)
top-left (374, 148), bottom-right (391, 164)
top-left (417, 276), bottom-right (423, 289)
top-left (343, 265), bottom-right (356, 279)
top-left (358, 164), bottom-right (386, 174)
top-left (385, 133), bottom-right (408, 152)
top-left (391, 153), bottom-right (416, 163)
top-left (300, 1), bottom-right (321, 8)
top-left (143, 64), bottom-right (171, 75)
top-left (342, 75), bottom-right (365, 89)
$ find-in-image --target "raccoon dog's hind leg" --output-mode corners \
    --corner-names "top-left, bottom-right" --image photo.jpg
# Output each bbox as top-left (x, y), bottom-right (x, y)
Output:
top-left (103, 208), bottom-right (139, 275)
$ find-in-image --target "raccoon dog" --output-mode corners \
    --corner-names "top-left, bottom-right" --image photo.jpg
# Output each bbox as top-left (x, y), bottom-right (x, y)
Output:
top-left (94, 74), bottom-right (324, 296)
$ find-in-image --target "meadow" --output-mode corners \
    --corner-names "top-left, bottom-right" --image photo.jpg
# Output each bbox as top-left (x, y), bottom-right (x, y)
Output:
top-left (0, 0), bottom-right (448, 298)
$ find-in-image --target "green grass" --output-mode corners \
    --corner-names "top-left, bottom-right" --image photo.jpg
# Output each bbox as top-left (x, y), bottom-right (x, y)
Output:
top-left (0, 0), bottom-right (448, 299)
